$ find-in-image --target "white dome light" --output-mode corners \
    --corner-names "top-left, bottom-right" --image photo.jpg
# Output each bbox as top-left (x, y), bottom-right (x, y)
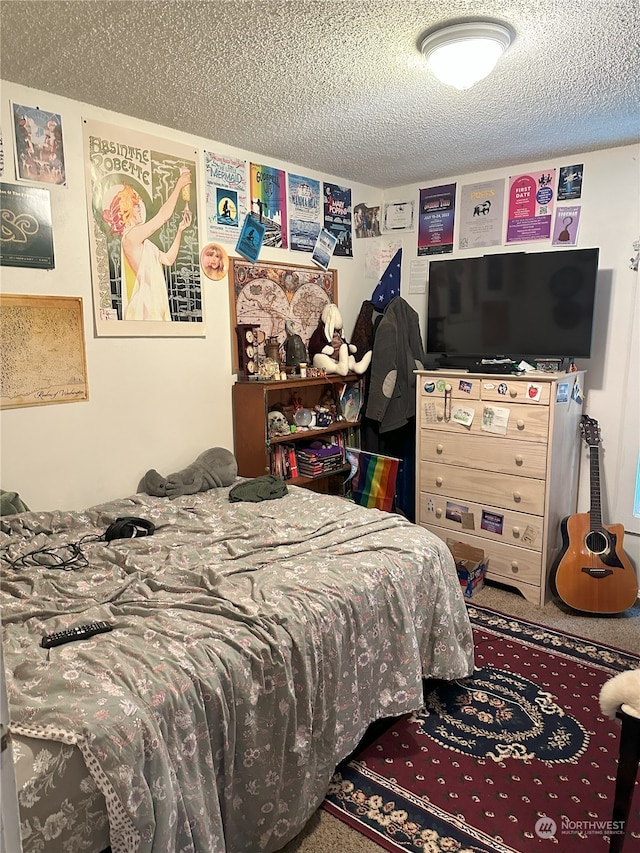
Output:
top-left (421, 22), bottom-right (512, 91)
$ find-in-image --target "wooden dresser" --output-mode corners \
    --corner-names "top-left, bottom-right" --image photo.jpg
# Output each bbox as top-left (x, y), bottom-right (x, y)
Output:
top-left (415, 370), bottom-right (585, 605)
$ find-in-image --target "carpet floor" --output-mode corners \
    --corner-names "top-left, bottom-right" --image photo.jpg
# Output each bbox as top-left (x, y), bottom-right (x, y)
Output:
top-left (279, 582), bottom-right (640, 853)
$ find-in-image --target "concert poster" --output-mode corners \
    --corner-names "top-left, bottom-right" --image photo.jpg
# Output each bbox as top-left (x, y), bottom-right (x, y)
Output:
top-left (418, 183), bottom-right (456, 256)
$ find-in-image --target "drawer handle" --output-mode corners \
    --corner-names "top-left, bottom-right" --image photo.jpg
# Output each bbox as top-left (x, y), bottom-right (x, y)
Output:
top-left (515, 454), bottom-right (523, 466)
top-left (513, 491), bottom-right (521, 502)
top-left (510, 561), bottom-right (519, 573)
top-left (436, 476), bottom-right (443, 487)
top-left (436, 444), bottom-right (444, 454)
top-left (435, 507), bottom-right (442, 518)
top-left (517, 419), bottom-right (525, 430)
top-left (512, 526), bottom-right (520, 538)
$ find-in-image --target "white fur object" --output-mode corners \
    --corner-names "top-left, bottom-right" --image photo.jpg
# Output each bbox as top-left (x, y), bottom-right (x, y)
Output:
top-left (599, 669), bottom-right (640, 719)
top-left (311, 304), bottom-right (372, 377)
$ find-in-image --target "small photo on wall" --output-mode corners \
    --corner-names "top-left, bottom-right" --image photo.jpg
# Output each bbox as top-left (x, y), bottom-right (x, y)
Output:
top-left (200, 242), bottom-right (229, 281)
top-left (12, 103), bottom-right (66, 186)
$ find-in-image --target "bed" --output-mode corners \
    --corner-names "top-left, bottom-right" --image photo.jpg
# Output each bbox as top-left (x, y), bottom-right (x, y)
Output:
top-left (1, 482), bottom-right (474, 853)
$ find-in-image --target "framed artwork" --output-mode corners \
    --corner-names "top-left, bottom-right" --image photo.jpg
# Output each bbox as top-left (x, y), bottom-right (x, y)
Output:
top-left (229, 258), bottom-right (337, 370)
top-left (0, 294), bottom-right (88, 409)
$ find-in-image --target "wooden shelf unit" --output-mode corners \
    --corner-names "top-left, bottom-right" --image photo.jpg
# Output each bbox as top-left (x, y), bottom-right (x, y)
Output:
top-left (415, 370), bottom-right (585, 605)
top-left (232, 373), bottom-right (361, 493)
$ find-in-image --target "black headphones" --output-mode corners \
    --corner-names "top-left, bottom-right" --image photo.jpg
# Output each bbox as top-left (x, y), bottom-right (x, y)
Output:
top-left (103, 517), bottom-right (155, 542)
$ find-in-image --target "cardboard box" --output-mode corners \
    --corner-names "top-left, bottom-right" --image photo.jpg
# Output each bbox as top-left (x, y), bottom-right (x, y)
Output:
top-left (447, 539), bottom-right (486, 598)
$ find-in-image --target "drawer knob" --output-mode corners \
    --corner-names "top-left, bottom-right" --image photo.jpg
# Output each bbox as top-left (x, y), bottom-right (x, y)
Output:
top-left (509, 389), bottom-right (518, 398)
top-left (435, 507), bottom-right (442, 518)
top-left (515, 454), bottom-right (523, 466)
top-left (436, 476), bottom-right (443, 487)
top-left (512, 526), bottom-right (520, 537)
top-left (510, 561), bottom-right (519, 573)
top-left (513, 491), bottom-right (521, 502)
top-left (517, 419), bottom-right (525, 430)
top-left (436, 444), bottom-right (444, 454)
top-left (437, 408), bottom-right (444, 421)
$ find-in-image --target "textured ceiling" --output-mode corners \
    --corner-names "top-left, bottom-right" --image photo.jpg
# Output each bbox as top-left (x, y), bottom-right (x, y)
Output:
top-left (1, 0), bottom-right (639, 189)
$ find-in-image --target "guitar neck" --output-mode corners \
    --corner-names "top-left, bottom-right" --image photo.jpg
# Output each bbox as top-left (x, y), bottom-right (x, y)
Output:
top-left (589, 445), bottom-right (603, 531)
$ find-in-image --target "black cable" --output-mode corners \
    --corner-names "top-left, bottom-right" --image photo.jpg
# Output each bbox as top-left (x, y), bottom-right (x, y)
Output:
top-left (0, 534), bottom-right (102, 572)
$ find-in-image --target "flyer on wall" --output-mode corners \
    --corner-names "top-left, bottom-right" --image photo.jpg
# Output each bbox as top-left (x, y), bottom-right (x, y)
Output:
top-left (0, 182), bottom-right (54, 269)
top-left (288, 173), bottom-right (322, 252)
top-left (249, 162), bottom-right (288, 249)
top-left (235, 214), bottom-right (266, 263)
top-left (552, 206), bottom-right (581, 246)
top-left (204, 151), bottom-right (247, 243)
top-left (382, 199), bottom-right (415, 232)
top-left (458, 179), bottom-right (505, 249)
top-left (418, 183), bottom-right (456, 256)
top-left (506, 169), bottom-right (556, 243)
top-left (12, 102), bottom-right (66, 186)
top-left (311, 228), bottom-right (337, 270)
top-left (557, 164), bottom-right (583, 200)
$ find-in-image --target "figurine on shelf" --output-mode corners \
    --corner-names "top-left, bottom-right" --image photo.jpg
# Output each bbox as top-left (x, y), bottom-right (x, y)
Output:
top-left (308, 303), bottom-right (372, 377)
top-left (284, 319), bottom-right (308, 368)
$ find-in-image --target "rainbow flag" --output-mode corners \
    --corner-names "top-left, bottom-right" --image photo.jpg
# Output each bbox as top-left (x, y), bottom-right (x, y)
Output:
top-left (347, 449), bottom-right (400, 513)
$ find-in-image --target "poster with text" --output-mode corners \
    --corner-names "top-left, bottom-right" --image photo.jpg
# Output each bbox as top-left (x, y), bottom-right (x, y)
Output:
top-left (311, 228), bottom-right (337, 270)
top-left (506, 169), bottom-right (556, 243)
top-left (12, 102), bottom-right (66, 186)
top-left (323, 182), bottom-right (353, 257)
top-left (418, 183), bottom-right (456, 255)
top-left (288, 173), bottom-right (321, 252)
top-left (557, 164), bottom-right (583, 201)
top-left (250, 162), bottom-right (288, 249)
top-left (0, 182), bottom-right (54, 268)
top-left (552, 206), bottom-right (581, 246)
top-left (83, 118), bottom-right (203, 337)
top-left (235, 214), bottom-right (265, 263)
top-left (204, 151), bottom-right (247, 243)
top-left (458, 179), bottom-right (505, 249)
top-left (382, 199), bottom-right (415, 232)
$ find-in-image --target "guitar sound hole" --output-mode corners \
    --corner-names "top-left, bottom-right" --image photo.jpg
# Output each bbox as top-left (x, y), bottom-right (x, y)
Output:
top-left (585, 530), bottom-right (608, 555)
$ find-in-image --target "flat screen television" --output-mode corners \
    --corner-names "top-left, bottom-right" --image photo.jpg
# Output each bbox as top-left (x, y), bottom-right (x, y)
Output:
top-left (426, 247), bottom-right (599, 366)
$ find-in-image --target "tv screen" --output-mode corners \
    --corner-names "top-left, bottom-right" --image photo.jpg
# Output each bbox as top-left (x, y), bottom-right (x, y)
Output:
top-left (426, 247), bottom-right (599, 362)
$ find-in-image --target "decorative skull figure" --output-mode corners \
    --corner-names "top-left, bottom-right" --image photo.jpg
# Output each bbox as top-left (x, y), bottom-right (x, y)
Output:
top-left (268, 410), bottom-right (290, 438)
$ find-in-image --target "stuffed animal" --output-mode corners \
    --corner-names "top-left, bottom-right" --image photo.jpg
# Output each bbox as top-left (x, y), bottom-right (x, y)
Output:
top-left (599, 668), bottom-right (640, 719)
top-left (138, 447), bottom-right (238, 499)
top-left (307, 303), bottom-right (372, 376)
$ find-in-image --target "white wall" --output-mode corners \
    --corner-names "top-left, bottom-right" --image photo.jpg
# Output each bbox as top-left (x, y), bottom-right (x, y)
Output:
top-left (384, 144), bottom-right (640, 571)
top-left (1, 82), bottom-right (637, 573)
top-left (0, 81), bottom-right (381, 511)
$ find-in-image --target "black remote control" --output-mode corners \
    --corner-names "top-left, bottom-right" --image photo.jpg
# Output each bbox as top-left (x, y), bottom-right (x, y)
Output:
top-left (41, 621), bottom-right (113, 649)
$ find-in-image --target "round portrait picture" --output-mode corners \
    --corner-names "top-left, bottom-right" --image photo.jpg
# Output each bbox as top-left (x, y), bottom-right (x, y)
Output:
top-left (200, 242), bottom-right (229, 281)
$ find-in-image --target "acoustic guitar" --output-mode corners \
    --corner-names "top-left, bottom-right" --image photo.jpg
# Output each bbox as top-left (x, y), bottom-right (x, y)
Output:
top-left (551, 415), bottom-right (638, 614)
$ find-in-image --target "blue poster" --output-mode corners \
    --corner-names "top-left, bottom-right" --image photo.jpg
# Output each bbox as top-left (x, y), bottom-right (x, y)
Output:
top-left (288, 173), bottom-right (321, 253)
top-left (235, 214), bottom-right (265, 263)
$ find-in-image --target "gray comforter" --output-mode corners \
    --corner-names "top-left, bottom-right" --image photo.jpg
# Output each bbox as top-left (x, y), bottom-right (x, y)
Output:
top-left (1, 485), bottom-right (474, 853)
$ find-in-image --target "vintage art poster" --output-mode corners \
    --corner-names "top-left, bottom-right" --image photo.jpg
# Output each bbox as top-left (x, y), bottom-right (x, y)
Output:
top-left (287, 173), bottom-right (321, 252)
top-left (0, 294), bottom-right (88, 409)
top-left (0, 182), bottom-right (54, 269)
top-left (235, 214), bottom-right (265, 263)
top-left (83, 119), bottom-right (203, 337)
top-left (204, 151), bottom-right (247, 243)
top-left (552, 206), bottom-right (581, 246)
top-left (418, 183), bottom-right (456, 255)
top-left (323, 182), bottom-right (352, 257)
top-left (458, 179), bottom-right (505, 249)
top-left (382, 199), bottom-right (415, 232)
top-left (353, 203), bottom-right (381, 238)
top-left (557, 164), bottom-right (583, 201)
top-left (506, 169), bottom-right (556, 243)
top-left (11, 103), bottom-right (66, 186)
top-left (249, 162), bottom-right (288, 249)
top-left (229, 259), bottom-right (337, 370)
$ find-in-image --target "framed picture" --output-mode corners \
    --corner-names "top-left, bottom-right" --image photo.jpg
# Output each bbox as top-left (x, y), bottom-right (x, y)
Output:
top-left (0, 294), bottom-right (88, 408)
top-left (229, 258), bottom-right (337, 371)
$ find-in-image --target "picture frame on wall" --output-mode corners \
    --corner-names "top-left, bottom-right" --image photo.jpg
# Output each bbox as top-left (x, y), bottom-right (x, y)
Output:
top-left (228, 258), bottom-right (337, 371)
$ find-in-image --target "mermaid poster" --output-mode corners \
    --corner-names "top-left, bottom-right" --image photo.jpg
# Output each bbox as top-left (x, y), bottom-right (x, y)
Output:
top-left (249, 162), bottom-right (288, 249)
top-left (83, 118), bottom-right (204, 336)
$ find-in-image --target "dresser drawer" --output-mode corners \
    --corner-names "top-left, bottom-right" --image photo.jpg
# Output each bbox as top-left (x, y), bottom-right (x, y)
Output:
top-left (480, 378), bottom-right (551, 405)
top-left (422, 523), bottom-right (544, 586)
top-left (418, 491), bottom-right (544, 551)
top-left (420, 432), bottom-right (548, 479)
top-left (419, 460), bottom-right (546, 515)
top-left (419, 400), bottom-right (549, 442)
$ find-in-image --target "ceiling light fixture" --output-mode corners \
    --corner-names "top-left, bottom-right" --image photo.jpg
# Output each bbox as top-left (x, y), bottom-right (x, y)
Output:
top-left (420, 21), bottom-right (512, 91)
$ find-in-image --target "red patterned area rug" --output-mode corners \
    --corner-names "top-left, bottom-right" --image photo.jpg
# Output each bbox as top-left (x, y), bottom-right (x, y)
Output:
top-left (323, 604), bottom-right (640, 853)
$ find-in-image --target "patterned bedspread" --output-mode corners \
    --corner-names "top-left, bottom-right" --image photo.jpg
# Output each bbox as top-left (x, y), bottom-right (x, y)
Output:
top-left (1, 485), bottom-right (474, 853)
